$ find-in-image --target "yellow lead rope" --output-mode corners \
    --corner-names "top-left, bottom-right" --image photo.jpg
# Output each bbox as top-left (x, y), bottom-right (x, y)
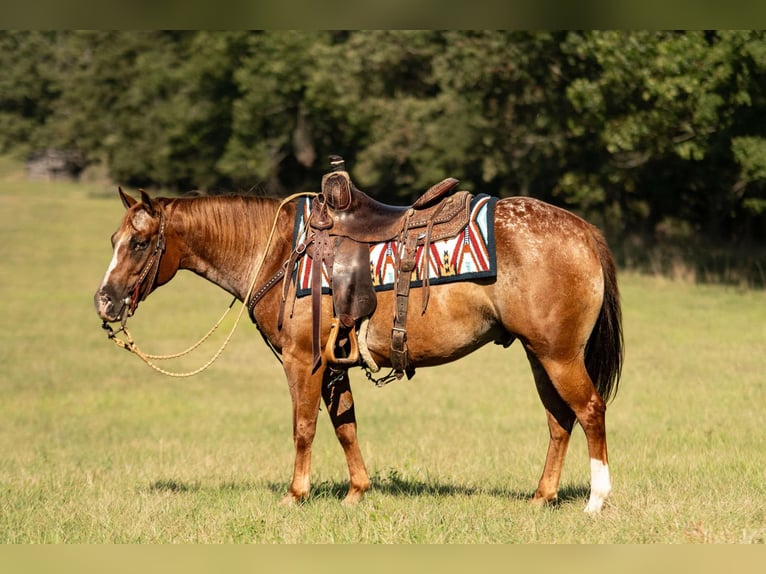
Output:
top-left (104, 192), bottom-right (316, 377)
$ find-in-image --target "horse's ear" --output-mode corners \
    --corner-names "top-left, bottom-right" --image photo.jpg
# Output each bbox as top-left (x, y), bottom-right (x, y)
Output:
top-left (119, 186), bottom-right (137, 210)
top-left (139, 189), bottom-right (156, 216)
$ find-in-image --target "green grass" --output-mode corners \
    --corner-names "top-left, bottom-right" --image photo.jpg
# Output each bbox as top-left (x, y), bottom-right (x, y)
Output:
top-left (1, 165), bottom-right (765, 543)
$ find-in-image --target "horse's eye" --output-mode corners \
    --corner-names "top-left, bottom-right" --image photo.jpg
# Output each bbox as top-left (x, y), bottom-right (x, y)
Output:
top-left (132, 238), bottom-right (150, 251)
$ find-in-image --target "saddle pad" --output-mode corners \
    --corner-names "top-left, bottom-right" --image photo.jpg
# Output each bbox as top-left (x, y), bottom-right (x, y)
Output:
top-left (292, 194), bottom-right (498, 297)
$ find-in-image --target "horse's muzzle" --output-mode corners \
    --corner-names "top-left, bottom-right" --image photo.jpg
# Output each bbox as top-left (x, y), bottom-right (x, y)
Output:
top-left (94, 287), bottom-right (129, 323)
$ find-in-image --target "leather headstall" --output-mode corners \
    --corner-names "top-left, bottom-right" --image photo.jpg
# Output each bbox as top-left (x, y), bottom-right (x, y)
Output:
top-left (128, 210), bottom-right (167, 318)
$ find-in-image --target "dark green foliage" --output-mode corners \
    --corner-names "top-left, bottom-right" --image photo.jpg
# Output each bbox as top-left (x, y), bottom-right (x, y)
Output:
top-left (0, 31), bottom-right (62, 155)
top-left (2, 30), bottom-right (766, 248)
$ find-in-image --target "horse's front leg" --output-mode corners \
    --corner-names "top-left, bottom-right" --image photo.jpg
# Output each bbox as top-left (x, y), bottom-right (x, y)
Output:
top-left (281, 356), bottom-right (324, 505)
top-left (322, 369), bottom-right (371, 505)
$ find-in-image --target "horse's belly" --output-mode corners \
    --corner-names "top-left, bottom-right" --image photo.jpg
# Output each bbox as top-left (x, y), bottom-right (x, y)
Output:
top-left (364, 282), bottom-right (502, 368)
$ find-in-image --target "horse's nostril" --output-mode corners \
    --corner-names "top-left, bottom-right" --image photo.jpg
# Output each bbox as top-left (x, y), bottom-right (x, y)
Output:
top-left (94, 288), bottom-right (113, 311)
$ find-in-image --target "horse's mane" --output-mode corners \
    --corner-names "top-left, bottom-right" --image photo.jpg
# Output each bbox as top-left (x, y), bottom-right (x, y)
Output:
top-left (165, 194), bottom-right (285, 257)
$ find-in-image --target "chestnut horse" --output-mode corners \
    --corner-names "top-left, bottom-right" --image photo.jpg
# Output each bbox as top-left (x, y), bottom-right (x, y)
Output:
top-left (94, 188), bottom-right (623, 513)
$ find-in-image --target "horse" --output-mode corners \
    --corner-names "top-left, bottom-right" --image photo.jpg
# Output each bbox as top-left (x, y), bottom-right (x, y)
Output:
top-left (94, 186), bottom-right (623, 513)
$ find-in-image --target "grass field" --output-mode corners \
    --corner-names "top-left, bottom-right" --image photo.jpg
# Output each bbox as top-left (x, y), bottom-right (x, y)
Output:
top-left (1, 163), bottom-right (765, 543)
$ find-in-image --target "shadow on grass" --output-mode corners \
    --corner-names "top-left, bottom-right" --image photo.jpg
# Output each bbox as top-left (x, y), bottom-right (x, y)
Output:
top-left (277, 470), bottom-right (591, 507)
top-left (145, 473), bottom-right (591, 507)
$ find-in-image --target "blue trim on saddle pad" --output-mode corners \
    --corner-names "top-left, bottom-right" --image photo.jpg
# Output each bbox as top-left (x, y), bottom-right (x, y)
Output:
top-left (292, 194), bottom-right (498, 298)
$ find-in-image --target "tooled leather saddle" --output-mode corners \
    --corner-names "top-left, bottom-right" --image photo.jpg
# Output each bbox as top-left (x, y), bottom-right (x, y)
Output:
top-left (284, 156), bottom-right (472, 379)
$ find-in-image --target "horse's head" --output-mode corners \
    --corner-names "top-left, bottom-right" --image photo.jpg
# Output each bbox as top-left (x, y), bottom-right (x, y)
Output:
top-left (94, 188), bottom-right (178, 324)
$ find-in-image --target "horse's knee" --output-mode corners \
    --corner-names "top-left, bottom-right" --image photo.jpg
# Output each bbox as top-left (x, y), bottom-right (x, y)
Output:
top-left (293, 419), bottom-right (317, 449)
top-left (333, 423), bottom-right (358, 450)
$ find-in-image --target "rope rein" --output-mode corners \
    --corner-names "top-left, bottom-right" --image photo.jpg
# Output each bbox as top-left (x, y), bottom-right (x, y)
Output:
top-left (103, 192), bottom-right (316, 377)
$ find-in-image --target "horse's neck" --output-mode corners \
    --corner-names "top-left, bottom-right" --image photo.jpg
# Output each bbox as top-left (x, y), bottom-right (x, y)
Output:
top-left (170, 196), bottom-right (287, 300)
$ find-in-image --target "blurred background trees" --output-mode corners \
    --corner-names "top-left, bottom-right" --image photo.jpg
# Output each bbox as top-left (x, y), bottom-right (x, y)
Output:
top-left (2, 30), bottom-right (765, 265)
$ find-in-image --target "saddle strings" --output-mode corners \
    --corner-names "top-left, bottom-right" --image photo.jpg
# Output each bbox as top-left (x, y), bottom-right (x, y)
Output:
top-left (105, 191), bottom-right (317, 378)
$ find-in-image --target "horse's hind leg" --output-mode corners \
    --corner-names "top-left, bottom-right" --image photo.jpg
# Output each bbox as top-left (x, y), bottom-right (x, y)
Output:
top-left (322, 370), bottom-right (371, 504)
top-left (526, 351), bottom-right (577, 506)
top-left (532, 351), bottom-right (611, 514)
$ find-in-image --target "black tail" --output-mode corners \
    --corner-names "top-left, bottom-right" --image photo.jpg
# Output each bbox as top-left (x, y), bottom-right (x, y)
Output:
top-left (585, 230), bottom-right (624, 404)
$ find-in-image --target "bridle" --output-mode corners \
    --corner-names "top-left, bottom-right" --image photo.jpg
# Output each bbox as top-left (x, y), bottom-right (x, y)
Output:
top-left (101, 192), bottom-right (316, 377)
top-left (101, 207), bottom-right (167, 341)
top-left (127, 209), bottom-right (167, 320)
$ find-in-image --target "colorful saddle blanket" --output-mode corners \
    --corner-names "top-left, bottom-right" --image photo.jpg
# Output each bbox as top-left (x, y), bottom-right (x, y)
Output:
top-left (293, 194), bottom-right (497, 297)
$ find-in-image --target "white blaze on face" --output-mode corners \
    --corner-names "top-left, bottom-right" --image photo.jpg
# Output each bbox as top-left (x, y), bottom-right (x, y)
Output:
top-left (584, 458), bottom-right (611, 514)
top-left (99, 210), bottom-right (151, 292)
top-left (102, 234), bottom-right (127, 286)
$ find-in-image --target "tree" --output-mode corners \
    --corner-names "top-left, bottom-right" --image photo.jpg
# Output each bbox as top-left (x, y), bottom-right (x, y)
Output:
top-left (562, 30), bottom-right (766, 242)
top-left (0, 31), bottom-right (63, 156)
top-left (218, 31), bottom-right (330, 194)
top-left (1, 30), bottom-right (764, 247)
top-left (24, 31), bottom-right (247, 191)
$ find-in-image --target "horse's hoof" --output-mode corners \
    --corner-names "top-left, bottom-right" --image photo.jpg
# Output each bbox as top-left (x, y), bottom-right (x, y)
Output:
top-left (529, 493), bottom-right (557, 508)
top-left (583, 497), bottom-right (607, 514)
top-left (341, 491), bottom-right (365, 506)
top-left (279, 494), bottom-right (299, 507)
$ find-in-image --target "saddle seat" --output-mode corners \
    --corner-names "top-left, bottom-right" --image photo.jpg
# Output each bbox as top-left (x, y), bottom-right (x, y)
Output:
top-left (317, 170), bottom-right (470, 244)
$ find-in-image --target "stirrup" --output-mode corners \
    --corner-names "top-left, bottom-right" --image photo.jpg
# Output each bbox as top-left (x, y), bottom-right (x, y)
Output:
top-left (325, 317), bottom-right (360, 366)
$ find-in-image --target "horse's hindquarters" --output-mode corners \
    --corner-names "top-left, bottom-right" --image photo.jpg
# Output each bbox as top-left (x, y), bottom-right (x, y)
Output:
top-left (490, 198), bottom-right (606, 358)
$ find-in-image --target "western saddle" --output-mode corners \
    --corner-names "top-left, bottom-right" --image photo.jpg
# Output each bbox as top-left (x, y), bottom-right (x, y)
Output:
top-left (285, 156), bottom-right (472, 380)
